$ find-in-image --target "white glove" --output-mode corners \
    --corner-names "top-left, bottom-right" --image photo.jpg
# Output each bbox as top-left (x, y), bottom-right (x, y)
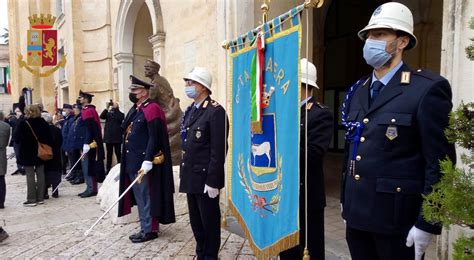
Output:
top-left (406, 226), bottom-right (434, 260)
top-left (340, 203), bottom-right (346, 225)
top-left (204, 184), bottom-right (219, 198)
top-left (140, 161), bottom-right (153, 174)
top-left (82, 144), bottom-right (90, 154)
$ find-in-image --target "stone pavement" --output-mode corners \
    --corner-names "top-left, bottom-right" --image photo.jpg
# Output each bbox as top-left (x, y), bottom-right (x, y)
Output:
top-left (0, 148), bottom-right (436, 259)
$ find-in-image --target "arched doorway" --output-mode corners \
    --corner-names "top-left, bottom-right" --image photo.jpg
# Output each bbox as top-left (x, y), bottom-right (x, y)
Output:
top-left (114, 0), bottom-right (165, 111)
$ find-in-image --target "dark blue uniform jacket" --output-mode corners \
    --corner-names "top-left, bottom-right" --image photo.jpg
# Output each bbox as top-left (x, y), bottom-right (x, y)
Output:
top-left (341, 64), bottom-right (456, 235)
top-left (179, 96), bottom-right (228, 194)
top-left (118, 99), bottom-right (176, 225)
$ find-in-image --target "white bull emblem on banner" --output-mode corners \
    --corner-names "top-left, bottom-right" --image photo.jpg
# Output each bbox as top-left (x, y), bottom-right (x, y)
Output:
top-left (251, 141), bottom-right (271, 167)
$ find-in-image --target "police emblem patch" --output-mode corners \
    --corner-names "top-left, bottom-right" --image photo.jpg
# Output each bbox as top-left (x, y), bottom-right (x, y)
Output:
top-left (196, 130), bottom-right (202, 139)
top-left (373, 6), bottom-right (382, 16)
top-left (385, 125), bottom-right (398, 140)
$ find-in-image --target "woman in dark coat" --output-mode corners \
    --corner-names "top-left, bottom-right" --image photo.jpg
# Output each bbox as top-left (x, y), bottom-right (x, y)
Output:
top-left (12, 104), bottom-right (53, 206)
top-left (42, 113), bottom-right (63, 198)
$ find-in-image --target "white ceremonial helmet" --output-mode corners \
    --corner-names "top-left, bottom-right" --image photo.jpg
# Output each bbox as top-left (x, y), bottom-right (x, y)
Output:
top-left (358, 2), bottom-right (417, 50)
top-left (300, 58), bottom-right (319, 89)
top-left (184, 67), bottom-right (213, 93)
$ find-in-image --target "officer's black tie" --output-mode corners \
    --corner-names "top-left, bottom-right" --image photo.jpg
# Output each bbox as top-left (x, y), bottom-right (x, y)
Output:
top-left (189, 105), bottom-right (197, 119)
top-left (185, 106), bottom-right (197, 127)
top-left (370, 81), bottom-right (384, 107)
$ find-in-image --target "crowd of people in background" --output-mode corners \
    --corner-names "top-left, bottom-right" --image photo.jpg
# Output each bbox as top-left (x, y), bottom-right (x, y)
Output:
top-left (0, 96), bottom-right (125, 207)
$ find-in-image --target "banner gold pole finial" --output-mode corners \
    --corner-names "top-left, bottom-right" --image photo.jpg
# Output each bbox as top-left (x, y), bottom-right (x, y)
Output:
top-left (304, 0), bottom-right (324, 9)
top-left (261, 0), bottom-right (270, 23)
top-left (222, 40), bottom-right (230, 50)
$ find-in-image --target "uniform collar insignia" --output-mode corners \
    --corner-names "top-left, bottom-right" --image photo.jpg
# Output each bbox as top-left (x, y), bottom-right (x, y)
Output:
top-left (401, 71), bottom-right (411, 84)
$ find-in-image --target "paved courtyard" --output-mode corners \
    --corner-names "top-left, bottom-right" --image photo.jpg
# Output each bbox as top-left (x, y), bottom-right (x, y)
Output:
top-left (0, 149), bottom-right (436, 259)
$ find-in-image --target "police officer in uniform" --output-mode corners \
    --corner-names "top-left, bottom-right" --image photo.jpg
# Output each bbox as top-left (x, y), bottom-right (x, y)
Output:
top-left (280, 59), bottom-right (334, 259)
top-left (179, 67), bottom-right (228, 260)
top-left (118, 76), bottom-right (175, 243)
top-left (340, 3), bottom-right (456, 260)
top-left (78, 91), bottom-right (105, 197)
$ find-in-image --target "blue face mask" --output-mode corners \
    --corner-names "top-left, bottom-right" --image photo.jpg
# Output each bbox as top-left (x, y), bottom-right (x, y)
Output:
top-left (185, 86), bottom-right (199, 99)
top-left (363, 39), bottom-right (396, 69)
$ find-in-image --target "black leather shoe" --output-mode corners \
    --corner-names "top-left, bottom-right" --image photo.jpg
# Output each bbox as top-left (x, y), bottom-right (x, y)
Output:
top-left (129, 231), bottom-right (142, 240)
top-left (130, 232), bottom-right (158, 243)
top-left (80, 192), bottom-right (97, 198)
top-left (78, 191), bottom-right (87, 197)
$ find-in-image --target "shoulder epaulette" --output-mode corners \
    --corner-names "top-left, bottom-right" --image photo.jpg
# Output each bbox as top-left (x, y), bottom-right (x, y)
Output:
top-left (210, 100), bottom-right (221, 108)
top-left (411, 68), bottom-right (440, 81)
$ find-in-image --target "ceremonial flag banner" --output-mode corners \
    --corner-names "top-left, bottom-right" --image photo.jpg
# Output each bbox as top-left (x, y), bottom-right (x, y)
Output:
top-left (229, 11), bottom-right (301, 257)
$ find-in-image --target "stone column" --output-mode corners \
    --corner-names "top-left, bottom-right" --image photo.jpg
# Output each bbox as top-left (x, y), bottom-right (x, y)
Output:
top-left (114, 52), bottom-right (134, 112)
top-left (148, 32), bottom-right (166, 74)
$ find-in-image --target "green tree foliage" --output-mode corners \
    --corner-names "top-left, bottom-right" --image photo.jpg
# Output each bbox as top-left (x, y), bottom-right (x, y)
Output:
top-left (466, 18), bottom-right (474, 61)
top-left (0, 28), bottom-right (8, 44)
top-left (423, 102), bottom-right (474, 260)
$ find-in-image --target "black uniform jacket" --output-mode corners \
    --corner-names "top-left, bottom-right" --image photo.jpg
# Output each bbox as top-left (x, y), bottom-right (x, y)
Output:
top-left (179, 96), bottom-right (228, 194)
top-left (82, 105), bottom-right (106, 182)
top-left (300, 97), bottom-right (334, 211)
top-left (341, 63), bottom-right (456, 235)
top-left (118, 99), bottom-right (176, 224)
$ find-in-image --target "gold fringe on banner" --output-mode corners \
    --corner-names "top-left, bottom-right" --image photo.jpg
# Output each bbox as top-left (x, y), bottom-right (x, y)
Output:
top-left (229, 201), bottom-right (299, 259)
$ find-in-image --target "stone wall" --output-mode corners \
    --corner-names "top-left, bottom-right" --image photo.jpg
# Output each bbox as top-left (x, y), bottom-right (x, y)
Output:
top-left (438, 1), bottom-right (474, 259)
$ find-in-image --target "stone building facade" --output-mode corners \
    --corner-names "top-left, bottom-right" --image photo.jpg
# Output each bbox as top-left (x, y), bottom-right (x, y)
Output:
top-left (0, 43), bottom-right (11, 114)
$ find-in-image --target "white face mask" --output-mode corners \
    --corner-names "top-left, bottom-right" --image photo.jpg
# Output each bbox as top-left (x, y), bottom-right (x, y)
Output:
top-left (185, 86), bottom-right (199, 99)
top-left (363, 38), bottom-right (399, 69)
top-left (62, 111), bottom-right (67, 117)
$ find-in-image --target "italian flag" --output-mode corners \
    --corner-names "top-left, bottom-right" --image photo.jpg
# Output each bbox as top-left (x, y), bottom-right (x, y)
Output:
top-left (250, 31), bottom-right (265, 133)
top-left (6, 66), bottom-right (11, 94)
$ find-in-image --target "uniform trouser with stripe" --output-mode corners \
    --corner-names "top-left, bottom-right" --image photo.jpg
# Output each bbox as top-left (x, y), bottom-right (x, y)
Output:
top-left (128, 170), bottom-right (152, 234)
top-left (81, 155), bottom-right (97, 193)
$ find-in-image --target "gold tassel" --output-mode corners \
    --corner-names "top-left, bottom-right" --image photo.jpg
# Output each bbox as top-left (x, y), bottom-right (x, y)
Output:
top-left (221, 216), bottom-right (227, 227)
top-left (303, 248), bottom-right (310, 260)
